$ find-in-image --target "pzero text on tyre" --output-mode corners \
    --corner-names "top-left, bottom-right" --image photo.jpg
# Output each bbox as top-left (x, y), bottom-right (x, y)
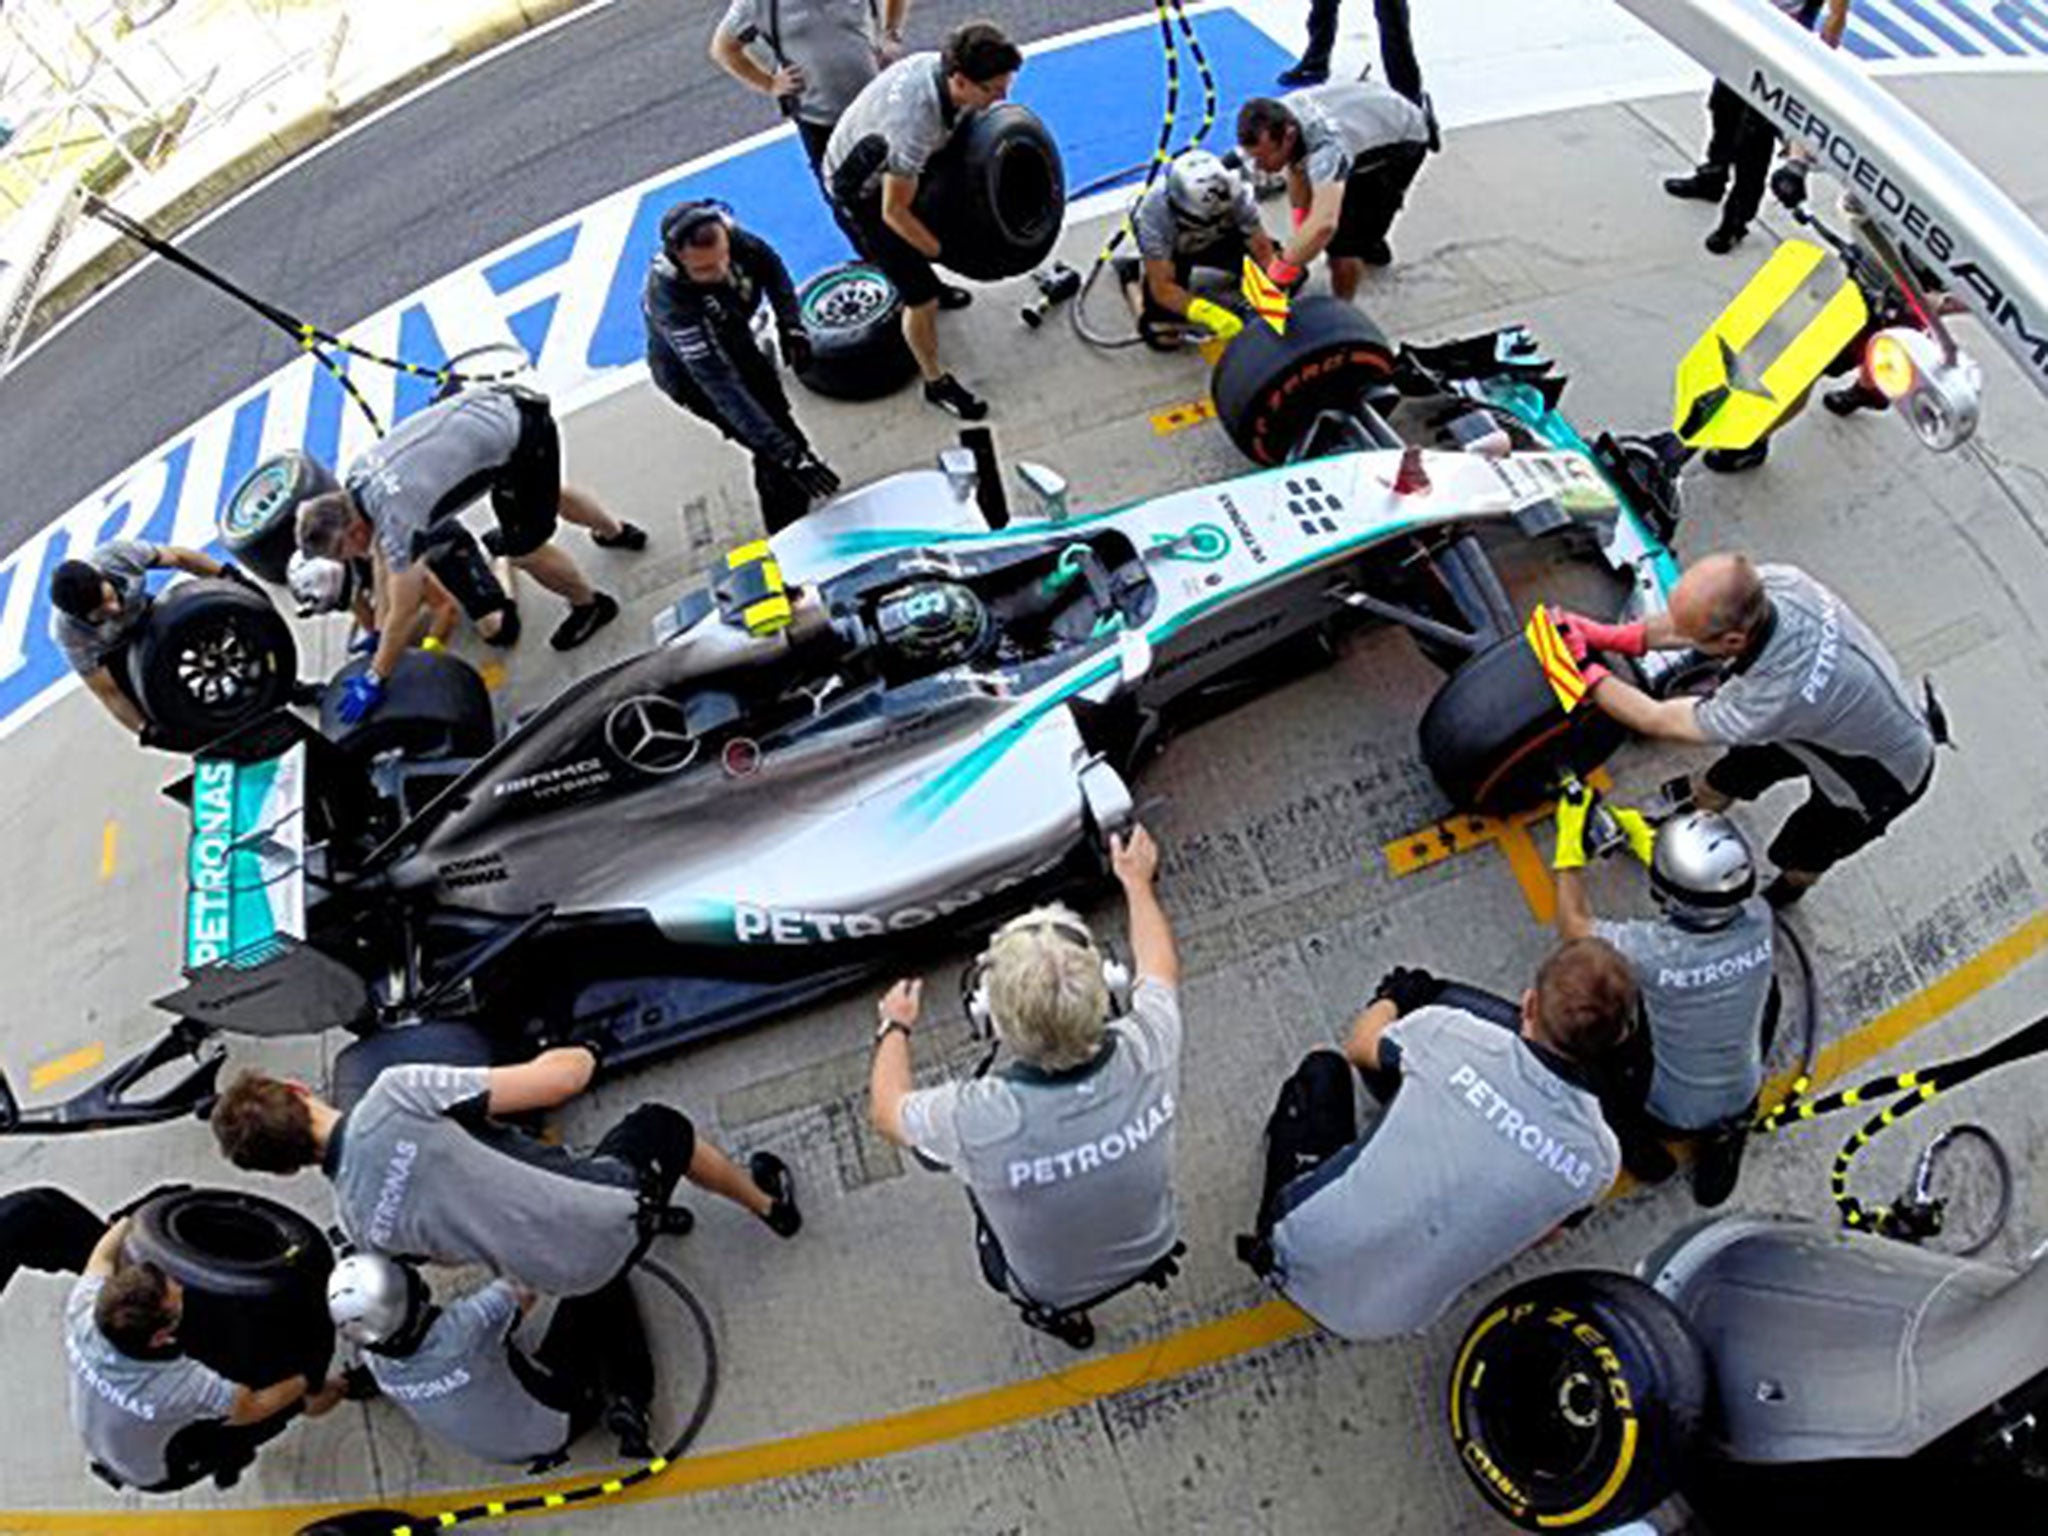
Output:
top-left (1212, 297), bottom-right (1398, 466)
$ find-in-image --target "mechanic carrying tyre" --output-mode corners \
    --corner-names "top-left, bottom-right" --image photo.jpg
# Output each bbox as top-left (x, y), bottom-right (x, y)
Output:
top-left (1556, 552), bottom-right (1942, 908)
top-left (1113, 148), bottom-right (1275, 351)
top-left (63, 1214), bottom-right (345, 1494)
top-left (643, 200), bottom-right (844, 534)
top-left (293, 383), bottom-right (650, 724)
top-left (1236, 940), bottom-right (1633, 1340)
top-left (1552, 791), bottom-right (1777, 1205)
top-left (211, 1042), bottom-right (801, 1458)
top-left (47, 538), bottom-right (295, 746)
top-left (823, 20), bottom-right (1025, 421)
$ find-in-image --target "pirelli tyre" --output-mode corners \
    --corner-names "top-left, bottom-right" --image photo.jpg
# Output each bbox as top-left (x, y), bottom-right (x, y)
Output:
top-left (1418, 633), bottom-right (1629, 813)
top-left (125, 1187), bottom-right (336, 1387)
top-left (914, 103), bottom-right (1066, 281)
top-left (219, 450), bottom-right (339, 586)
top-left (126, 578), bottom-right (299, 754)
top-left (1211, 296), bottom-right (1398, 466)
top-left (794, 261), bottom-right (918, 401)
top-left (1448, 1270), bottom-right (1709, 1532)
top-left (321, 648), bottom-right (495, 763)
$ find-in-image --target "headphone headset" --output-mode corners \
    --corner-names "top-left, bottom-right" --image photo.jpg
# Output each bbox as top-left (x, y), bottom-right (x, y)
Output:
top-left (961, 906), bottom-right (1133, 1043)
top-left (661, 198), bottom-right (737, 254)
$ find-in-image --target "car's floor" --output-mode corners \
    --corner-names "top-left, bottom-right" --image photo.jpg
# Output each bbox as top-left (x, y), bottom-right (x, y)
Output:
top-left (5, 75), bottom-right (2048, 1535)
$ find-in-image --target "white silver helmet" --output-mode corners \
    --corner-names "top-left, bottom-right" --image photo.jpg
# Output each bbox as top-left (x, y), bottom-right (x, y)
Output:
top-left (1165, 149), bottom-right (1238, 229)
top-left (326, 1253), bottom-right (424, 1350)
top-left (287, 550), bottom-right (353, 617)
top-left (1650, 810), bottom-right (1757, 927)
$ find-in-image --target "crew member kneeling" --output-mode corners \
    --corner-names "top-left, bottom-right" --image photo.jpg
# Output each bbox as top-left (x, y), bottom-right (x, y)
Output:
top-left (1245, 940), bottom-right (1632, 1341)
top-left (869, 826), bottom-right (1182, 1348)
top-left (1114, 148), bottom-right (1272, 349)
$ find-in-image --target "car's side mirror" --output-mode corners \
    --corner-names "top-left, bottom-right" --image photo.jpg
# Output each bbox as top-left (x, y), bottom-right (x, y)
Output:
top-left (1118, 630), bottom-right (1153, 683)
top-left (1017, 460), bottom-right (1069, 522)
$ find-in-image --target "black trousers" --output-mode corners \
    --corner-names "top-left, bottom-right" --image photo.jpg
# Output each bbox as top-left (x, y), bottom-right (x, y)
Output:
top-left (1330, 142), bottom-right (1428, 259)
top-left (796, 118), bottom-right (868, 249)
top-left (0, 1187), bottom-right (102, 1295)
top-left (1701, 79), bottom-right (1777, 232)
top-left (1300, 0), bottom-right (1422, 102)
top-left (140, 1413), bottom-right (296, 1493)
top-left (648, 350), bottom-right (815, 534)
top-left (517, 1269), bottom-right (653, 1418)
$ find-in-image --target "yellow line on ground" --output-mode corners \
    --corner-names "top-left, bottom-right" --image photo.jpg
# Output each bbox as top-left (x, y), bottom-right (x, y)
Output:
top-left (5, 908), bottom-right (2045, 1534)
top-left (1150, 397), bottom-right (1216, 435)
top-left (98, 821), bottom-right (118, 881)
top-left (28, 1043), bottom-right (105, 1094)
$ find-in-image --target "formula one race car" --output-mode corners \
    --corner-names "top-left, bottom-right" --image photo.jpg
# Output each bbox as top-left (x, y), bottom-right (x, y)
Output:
top-left (0, 300), bottom-right (1690, 1134)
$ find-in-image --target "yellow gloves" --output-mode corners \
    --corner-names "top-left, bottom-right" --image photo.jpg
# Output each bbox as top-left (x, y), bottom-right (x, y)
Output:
top-left (1185, 297), bottom-right (1243, 343)
top-left (1554, 784), bottom-right (1592, 870)
top-left (419, 635), bottom-right (445, 653)
top-left (1612, 806), bottom-right (1656, 865)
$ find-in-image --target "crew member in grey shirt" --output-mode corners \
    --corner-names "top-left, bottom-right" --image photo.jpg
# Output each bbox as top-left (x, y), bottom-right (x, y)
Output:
top-left (1235, 77), bottom-right (1434, 298)
top-left (294, 385), bottom-right (650, 723)
top-left (1554, 790), bottom-right (1777, 1206)
top-left (823, 21), bottom-right (1022, 421)
top-left (210, 1040), bottom-right (800, 1455)
top-left (870, 825), bottom-right (1182, 1349)
top-left (329, 1255), bottom-right (635, 1467)
top-left (1242, 940), bottom-right (1632, 1341)
top-left (1558, 553), bottom-right (1938, 906)
top-left (65, 1218), bottom-right (340, 1492)
top-left (1112, 147), bottom-right (1275, 349)
top-left (47, 538), bottom-right (258, 741)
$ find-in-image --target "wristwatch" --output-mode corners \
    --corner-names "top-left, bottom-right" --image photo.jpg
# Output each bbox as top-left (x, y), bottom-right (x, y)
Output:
top-left (874, 1013), bottom-right (913, 1044)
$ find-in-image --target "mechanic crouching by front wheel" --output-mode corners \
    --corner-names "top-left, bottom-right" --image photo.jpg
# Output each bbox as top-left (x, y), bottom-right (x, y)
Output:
top-left (868, 826), bottom-right (1184, 1351)
top-left (643, 200), bottom-right (842, 535)
top-left (1239, 941), bottom-right (1631, 1341)
top-left (210, 1044), bottom-right (799, 1457)
top-left (1556, 552), bottom-right (1939, 908)
top-left (1113, 149), bottom-right (1273, 351)
top-left (1552, 792), bottom-right (1776, 1207)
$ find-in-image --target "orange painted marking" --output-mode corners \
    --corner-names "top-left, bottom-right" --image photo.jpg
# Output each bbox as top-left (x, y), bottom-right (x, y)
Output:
top-left (1150, 398), bottom-right (1217, 436)
top-left (478, 661), bottom-right (507, 692)
top-left (31, 1043), bottom-right (105, 1093)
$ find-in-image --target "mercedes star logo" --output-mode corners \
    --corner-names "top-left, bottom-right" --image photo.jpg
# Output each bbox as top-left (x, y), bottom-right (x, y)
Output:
top-left (604, 695), bottom-right (699, 775)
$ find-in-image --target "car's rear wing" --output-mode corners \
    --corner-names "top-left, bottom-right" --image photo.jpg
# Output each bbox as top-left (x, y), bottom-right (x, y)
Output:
top-left (1618, 0), bottom-right (2048, 407)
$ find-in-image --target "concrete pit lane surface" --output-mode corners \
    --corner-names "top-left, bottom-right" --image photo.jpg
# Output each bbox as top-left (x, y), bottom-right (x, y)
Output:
top-left (4, 2), bottom-right (2048, 1531)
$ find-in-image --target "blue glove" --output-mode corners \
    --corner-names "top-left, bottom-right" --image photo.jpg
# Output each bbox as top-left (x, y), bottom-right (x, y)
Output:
top-left (337, 672), bottom-right (385, 724)
top-left (347, 629), bottom-right (379, 656)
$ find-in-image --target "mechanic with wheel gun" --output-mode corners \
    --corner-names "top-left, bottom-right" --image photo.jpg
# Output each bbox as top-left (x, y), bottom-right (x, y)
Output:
top-left (709, 0), bottom-right (913, 247)
top-left (1113, 147), bottom-right (1275, 350)
top-left (1239, 939), bottom-right (1632, 1340)
top-left (328, 1254), bottom-right (639, 1471)
top-left (1235, 73), bottom-right (1436, 301)
top-left (1555, 552), bottom-right (1941, 908)
top-left (48, 538), bottom-right (273, 744)
top-left (210, 1044), bottom-right (801, 1457)
top-left (868, 825), bottom-right (1185, 1350)
top-left (1552, 788), bottom-right (1777, 1208)
top-left (294, 383), bottom-right (650, 723)
top-left (823, 19), bottom-right (1023, 421)
top-left (64, 1216), bottom-right (344, 1493)
top-left (643, 200), bottom-right (843, 534)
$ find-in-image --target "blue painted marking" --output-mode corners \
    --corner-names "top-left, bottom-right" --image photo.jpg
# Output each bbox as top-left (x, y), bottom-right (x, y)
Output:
top-left (302, 363), bottom-right (347, 468)
top-left (392, 304), bottom-right (452, 425)
top-left (1995, 1), bottom-right (2048, 49)
top-left (505, 297), bottom-right (560, 365)
top-left (1929, 0), bottom-right (2027, 52)
top-left (484, 224), bottom-right (580, 294)
top-left (213, 395), bottom-right (270, 525)
top-left (1889, 0), bottom-right (1985, 51)
top-left (1854, 4), bottom-right (1942, 54)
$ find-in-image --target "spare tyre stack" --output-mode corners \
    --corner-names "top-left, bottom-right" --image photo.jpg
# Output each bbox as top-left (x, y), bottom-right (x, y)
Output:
top-left (793, 261), bottom-right (919, 401)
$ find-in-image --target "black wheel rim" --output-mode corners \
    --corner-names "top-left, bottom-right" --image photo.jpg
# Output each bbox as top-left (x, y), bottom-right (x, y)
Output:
top-left (804, 269), bottom-right (892, 329)
top-left (175, 616), bottom-right (268, 712)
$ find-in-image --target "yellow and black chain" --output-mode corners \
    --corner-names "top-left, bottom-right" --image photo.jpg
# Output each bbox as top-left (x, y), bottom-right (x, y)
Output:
top-left (383, 1453), bottom-right (676, 1534)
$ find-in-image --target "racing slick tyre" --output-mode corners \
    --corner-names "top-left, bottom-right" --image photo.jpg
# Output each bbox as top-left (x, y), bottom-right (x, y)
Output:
top-left (126, 578), bottom-right (299, 754)
top-left (1448, 1270), bottom-right (1709, 1532)
top-left (915, 103), bottom-right (1066, 281)
top-left (1418, 633), bottom-right (1629, 813)
top-left (321, 649), bottom-right (495, 762)
top-left (218, 450), bottom-right (340, 586)
top-left (125, 1187), bottom-right (336, 1387)
top-left (794, 262), bottom-right (918, 401)
top-left (1212, 297), bottom-right (1398, 466)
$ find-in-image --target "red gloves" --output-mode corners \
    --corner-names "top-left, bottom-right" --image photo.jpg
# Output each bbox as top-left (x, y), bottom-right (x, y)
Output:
top-left (1290, 205), bottom-right (1309, 231)
top-left (1266, 257), bottom-right (1304, 289)
top-left (1550, 608), bottom-right (1648, 660)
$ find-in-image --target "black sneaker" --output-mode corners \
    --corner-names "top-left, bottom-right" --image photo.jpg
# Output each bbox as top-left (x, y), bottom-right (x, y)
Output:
top-left (1276, 60), bottom-right (1329, 87)
top-left (1704, 442), bottom-right (1769, 474)
top-left (923, 373), bottom-right (988, 421)
top-left (749, 1152), bottom-right (802, 1238)
top-left (1763, 873), bottom-right (1810, 909)
top-left (482, 604), bottom-right (521, 648)
top-left (604, 1397), bottom-right (654, 1461)
top-left (1704, 222), bottom-right (1747, 255)
top-left (1664, 167), bottom-right (1728, 202)
top-left (288, 679), bottom-right (324, 707)
top-left (936, 283), bottom-right (973, 312)
top-left (550, 591), bottom-right (619, 651)
top-left (592, 520), bottom-right (648, 551)
top-left (1358, 237), bottom-right (1394, 267)
top-left (1824, 382), bottom-right (1885, 417)
top-left (1691, 1125), bottom-right (1750, 1208)
top-left (1623, 1134), bottom-right (1678, 1185)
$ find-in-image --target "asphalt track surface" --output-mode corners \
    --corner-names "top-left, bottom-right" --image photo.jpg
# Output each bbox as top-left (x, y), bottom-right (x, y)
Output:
top-left (0, 0), bottom-right (1148, 561)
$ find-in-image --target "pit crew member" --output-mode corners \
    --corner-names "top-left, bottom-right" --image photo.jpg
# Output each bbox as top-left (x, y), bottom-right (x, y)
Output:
top-left (1113, 148), bottom-right (1275, 349)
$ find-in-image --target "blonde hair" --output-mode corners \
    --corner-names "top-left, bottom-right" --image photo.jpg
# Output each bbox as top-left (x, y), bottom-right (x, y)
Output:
top-left (984, 904), bottom-right (1110, 1070)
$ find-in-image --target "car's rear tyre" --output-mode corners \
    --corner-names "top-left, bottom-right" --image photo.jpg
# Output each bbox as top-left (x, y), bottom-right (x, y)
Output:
top-left (915, 104), bottom-right (1065, 281)
top-left (321, 649), bottom-right (495, 762)
top-left (1418, 634), bottom-right (1629, 812)
top-left (1212, 297), bottom-right (1398, 466)
top-left (1448, 1270), bottom-right (1709, 1532)
top-left (219, 451), bottom-right (339, 586)
top-left (794, 261), bottom-right (918, 401)
top-left (126, 579), bottom-right (299, 753)
top-left (330, 1020), bottom-right (498, 1110)
top-left (125, 1188), bottom-right (335, 1386)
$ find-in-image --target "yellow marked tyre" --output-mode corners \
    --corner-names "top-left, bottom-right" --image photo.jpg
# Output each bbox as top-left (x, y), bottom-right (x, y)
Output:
top-left (1447, 1271), bottom-right (1708, 1530)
